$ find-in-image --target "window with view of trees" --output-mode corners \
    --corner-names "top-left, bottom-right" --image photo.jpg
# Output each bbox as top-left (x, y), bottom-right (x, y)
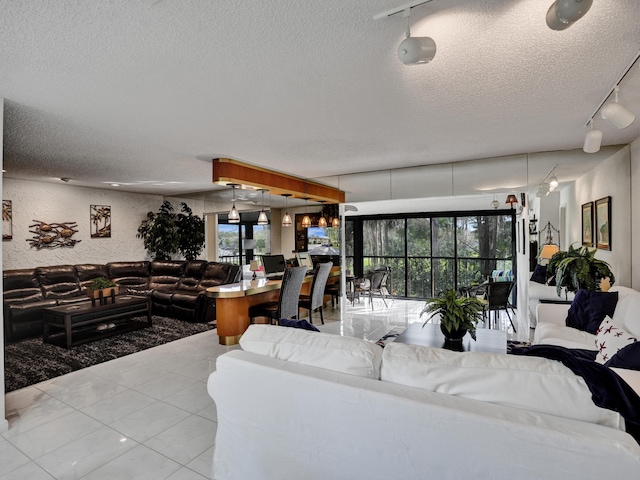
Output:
top-left (346, 211), bottom-right (514, 299)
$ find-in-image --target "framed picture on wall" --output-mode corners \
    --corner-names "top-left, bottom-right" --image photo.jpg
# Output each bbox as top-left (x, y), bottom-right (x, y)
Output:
top-left (90, 205), bottom-right (111, 238)
top-left (581, 202), bottom-right (593, 246)
top-left (2, 199), bottom-right (12, 240)
top-left (594, 196), bottom-right (611, 250)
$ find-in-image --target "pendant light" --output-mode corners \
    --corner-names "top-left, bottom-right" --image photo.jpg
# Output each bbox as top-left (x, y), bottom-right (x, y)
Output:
top-left (331, 215), bottom-right (340, 228)
top-left (281, 194), bottom-right (292, 227)
top-left (257, 189), bottom-right (269, 225)
top-left (317, 201), bottom-right (327, 228)
top-left (302, 198), bottom-right (311, 228)
top-left (228, 184), bottom-right (240, 224)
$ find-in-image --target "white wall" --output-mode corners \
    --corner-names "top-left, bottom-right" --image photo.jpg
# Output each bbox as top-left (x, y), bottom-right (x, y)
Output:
top-left (560, 146), bottom-right (632, 287)
top-left (1, 98), bottom-right (7, 432)
top-left (2, 178), bottom-right (164, 270)
top-left (631, 138), bottom-right (640, 289)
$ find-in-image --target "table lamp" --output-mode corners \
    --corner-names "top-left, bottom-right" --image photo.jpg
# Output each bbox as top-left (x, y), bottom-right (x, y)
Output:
top-left (250, 260), bottom-right (259, 280)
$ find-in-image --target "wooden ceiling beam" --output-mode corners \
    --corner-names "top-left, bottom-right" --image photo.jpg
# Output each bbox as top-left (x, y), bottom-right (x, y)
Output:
top-left (212, 158), bottom-right (345, 204)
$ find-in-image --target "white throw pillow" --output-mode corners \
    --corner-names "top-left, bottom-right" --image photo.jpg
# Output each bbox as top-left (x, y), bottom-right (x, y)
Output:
top-left (380, 342), bottom-right (623, 429)
top-left (595, 315), bottom-right (639, 364)
top-left (240, 324), bottom-right (383, 379)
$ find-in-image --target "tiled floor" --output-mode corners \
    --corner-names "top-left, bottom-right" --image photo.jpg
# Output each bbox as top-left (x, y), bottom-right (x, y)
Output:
top-left (1, 297), bottom-right (529, 479)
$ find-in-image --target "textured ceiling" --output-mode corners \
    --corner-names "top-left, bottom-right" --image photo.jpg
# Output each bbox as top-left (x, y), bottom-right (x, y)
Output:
top-left (2, 0), bottom-right (640, 199)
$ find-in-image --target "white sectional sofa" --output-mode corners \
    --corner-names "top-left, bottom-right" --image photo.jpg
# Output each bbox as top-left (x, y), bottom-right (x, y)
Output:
top-left (207, 324), bottom-right (640, 480)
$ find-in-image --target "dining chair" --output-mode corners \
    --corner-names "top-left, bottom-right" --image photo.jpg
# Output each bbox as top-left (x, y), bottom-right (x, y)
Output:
top-left (298, 261), bottom-right (333, 324)
top-left (485, 281), bottom-right (517, 332)
top-left (248, 266), bottom-right (307, 325)
top-left (367, 270), bottom-right (391, 309)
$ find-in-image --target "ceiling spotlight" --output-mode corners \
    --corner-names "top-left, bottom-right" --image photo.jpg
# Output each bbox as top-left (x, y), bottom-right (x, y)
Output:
top-left (398, 9), bottom-right (436, 65)
top-left (60, 177), bottom-right (71, 182)
top-left (546, 0), bottom-right (593, 30)
top-left (583, 120), bottom-right (602, 153)
top-left (601, 86), bottom-right (636, 129)
top-left (548, 174), bottom-right (559, 190)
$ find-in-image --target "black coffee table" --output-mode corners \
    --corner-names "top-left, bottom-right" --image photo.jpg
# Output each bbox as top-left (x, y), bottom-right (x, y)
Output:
top-left (43, 295), bottom-right (151, 349)
top-left (394, 322), bottom-right (507, 354)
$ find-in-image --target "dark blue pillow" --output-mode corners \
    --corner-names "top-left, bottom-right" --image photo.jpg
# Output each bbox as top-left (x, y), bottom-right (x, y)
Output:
top-left (605, 341), bottom-right (640, 370)
top-left (530, 264), bottom-right (547, 284)
top-left (278, 318), bottom-right (320, 332)
top-left (566, 290), bottom-right (619, 334)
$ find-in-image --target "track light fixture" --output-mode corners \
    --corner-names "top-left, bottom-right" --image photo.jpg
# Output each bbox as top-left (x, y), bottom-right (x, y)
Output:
top-left (582, 50), bottom-right (640, 153)
top-left (257, 189), bottom-right (269, 226)
top-left (536, 165), bottom-right (559, 197)
top-left (583, 120), bottom-right (602, 153)
top-left (546, 0), bottom-right (593, 31)
top-left (228, 184), bottom-right (240, 224)
top-left (374, 1), bottom-right (436, 65)
top-left (601, 86), bottom-right (636, 129)
top-left (281, 194), bottom-right (292, 227)
top-left (398, 9), bottom-right (436, 65)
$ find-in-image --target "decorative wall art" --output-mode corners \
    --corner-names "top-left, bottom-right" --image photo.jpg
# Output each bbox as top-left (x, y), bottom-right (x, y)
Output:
top-left (90, 205), bottom-right (111, 238)
top-left (595, 196), bottom-right (611, 250)
top-left (27, 220), bottom-right (81, 249)
top-left (581, 202), bottom-right (593, 246)
top-left (2, 200), bottom-right (12, 240)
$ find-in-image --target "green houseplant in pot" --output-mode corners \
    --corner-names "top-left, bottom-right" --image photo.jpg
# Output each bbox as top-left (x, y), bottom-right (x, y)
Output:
top-left (420, 289), bottom-right (485, 342)
top-left (547, 244), bottom-right (615, 297)
top-left (86, 277), bottom-right (119, 299)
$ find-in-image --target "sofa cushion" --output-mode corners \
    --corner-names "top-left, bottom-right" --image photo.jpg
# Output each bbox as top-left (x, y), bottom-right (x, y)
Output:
top-left (239, 324), bottom-right (382, 379)
top-left (35, 265), bottom-right (83, 300)
top-left (595, 316), bottom-right (639, 364)
top-left (177, 260), bottom-right (208, 291)
top-left (530, 264), bottom-right (547, 284)
top-left (566, 290), bottom-right (618, 334)
top-left (605, 341), bottom-right (640, 371)
top-left (75, 264), bottom-right (110, 291)
top-left (199, 262), bottom-right (241, 289)
top-left (149, 260), bottom-right (185, 290)
top-left (533, 321), bottom-right (598, 350)
top-left (380, 342), bottom-right (623, 429)
top-left (610, 286), bottom-right (640, 338)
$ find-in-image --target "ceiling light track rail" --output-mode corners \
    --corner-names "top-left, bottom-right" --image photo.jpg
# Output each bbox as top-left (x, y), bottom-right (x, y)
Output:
top-left (373, 0), bottom-right (434, 20)
top-left (583, 49), bottom-right (640, 128)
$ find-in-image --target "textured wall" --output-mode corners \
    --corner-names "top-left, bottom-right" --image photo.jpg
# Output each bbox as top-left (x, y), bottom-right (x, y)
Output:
top-left (2, 178), bottom-right (164, 270)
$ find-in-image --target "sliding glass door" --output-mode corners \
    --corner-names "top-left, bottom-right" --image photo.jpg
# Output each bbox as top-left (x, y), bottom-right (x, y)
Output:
top-left (347, 211), bottom-right (514, 299)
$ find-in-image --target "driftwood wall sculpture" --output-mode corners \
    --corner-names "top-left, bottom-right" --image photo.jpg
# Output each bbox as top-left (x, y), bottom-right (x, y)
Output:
top-left (27, 220), bottom-right (81, 249)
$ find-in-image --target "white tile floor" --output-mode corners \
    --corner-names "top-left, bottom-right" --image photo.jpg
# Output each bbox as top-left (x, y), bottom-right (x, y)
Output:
top-left (1, 297), bottom-right (529, 479)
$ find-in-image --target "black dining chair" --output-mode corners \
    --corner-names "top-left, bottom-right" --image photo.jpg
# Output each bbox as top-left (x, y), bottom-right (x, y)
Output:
top-left (249, 266), bottom-right (307, 325)
top-left (485, 281), bottom-right (517, 332)
top-left (298, 262), bottom-right (333, 324)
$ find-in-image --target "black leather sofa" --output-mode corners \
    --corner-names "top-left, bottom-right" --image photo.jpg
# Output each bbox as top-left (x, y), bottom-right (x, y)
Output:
top-left (3, 260), bottom-right (242, 343)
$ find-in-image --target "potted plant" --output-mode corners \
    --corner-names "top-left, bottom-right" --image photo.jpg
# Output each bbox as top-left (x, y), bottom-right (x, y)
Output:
top-left (137, 201), bottom-right (205, 261)
top-left (420, 289), bottom-right (485, 342)
top-left (86, 277), bottom-right (119, 299)
top-left (176, 202), bottom-right (205, 260)
top-left (547, 244), bottom-right (615, 297)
